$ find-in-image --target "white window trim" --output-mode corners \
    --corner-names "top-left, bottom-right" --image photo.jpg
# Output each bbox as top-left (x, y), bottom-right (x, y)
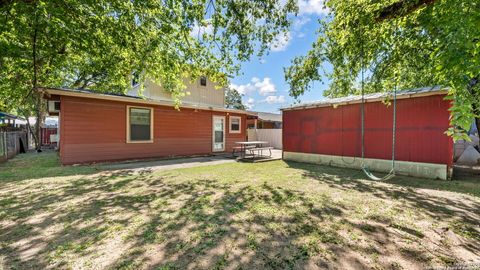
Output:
top-left (126, 105), bottom-right (154, 143)
top-left (229, 116), bottom-right (241, 134)
top-left (212, 115), bottom-right (226, 152)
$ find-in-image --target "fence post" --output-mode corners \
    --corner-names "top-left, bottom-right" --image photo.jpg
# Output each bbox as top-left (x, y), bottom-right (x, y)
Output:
top-left (0, 132), bottom-right (3, 158)
top-left (3, 132), bottom-right (6, 159)
top-left (14, 132), bottom-right (18, 154)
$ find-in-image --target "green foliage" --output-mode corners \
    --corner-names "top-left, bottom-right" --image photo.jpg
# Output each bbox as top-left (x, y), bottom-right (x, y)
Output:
top-left (0, 0), bottom-right (296, 112)
top-left (285, 0), bottom-right (480, 140)
top-left (224, 87), bottom-right (246, 110)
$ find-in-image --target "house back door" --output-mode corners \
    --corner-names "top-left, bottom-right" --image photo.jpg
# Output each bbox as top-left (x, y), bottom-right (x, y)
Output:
top-left (212, 116), bottom-right (225, 152)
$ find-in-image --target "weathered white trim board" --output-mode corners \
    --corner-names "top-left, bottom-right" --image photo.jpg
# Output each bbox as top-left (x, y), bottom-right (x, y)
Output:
top-left (283, 151), bottom-right (448, 180)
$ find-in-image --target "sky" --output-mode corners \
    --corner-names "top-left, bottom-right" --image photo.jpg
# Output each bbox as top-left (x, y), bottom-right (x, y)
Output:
top-left (229, 0), bottom-right (331, 114)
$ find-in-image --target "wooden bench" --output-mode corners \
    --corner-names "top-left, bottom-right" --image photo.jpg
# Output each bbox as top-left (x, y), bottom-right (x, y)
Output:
top-left (247, 147), bottom-right (274, 159)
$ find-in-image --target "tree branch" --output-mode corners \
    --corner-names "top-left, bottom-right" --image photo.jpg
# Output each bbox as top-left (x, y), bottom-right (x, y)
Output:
top-left (376, 0), bottom-right (436, 22)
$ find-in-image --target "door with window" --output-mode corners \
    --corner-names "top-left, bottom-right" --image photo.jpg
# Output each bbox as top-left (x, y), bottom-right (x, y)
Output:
top-left (212, 116), bottom-right (225, 152)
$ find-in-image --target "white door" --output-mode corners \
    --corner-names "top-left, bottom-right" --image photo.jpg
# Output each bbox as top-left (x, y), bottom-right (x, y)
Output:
top-left (212, 116), bottom-right (225, 152)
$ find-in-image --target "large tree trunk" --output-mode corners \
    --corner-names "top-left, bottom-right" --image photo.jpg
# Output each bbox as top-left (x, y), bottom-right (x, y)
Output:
top-left (32, 2), bottom-right (42, 152)
top-left (23, 111), bottom-right (38, 150)
top-left (34, 93), bottom-right (42, 152)
top-left (475, 117), bottom-right (480, 134)
top-left (468, 78), bottom-right (480, 145)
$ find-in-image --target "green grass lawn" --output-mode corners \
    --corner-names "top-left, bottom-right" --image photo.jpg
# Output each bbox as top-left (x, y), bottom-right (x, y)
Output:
top-left (1, 152), bottom-right (479, 270)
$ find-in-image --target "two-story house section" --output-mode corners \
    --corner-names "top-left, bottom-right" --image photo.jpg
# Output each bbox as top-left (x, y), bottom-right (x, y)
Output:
top-left (128, 76), bottom-right (225, 108)
top-left (41, 76), bottom-right (250, 165)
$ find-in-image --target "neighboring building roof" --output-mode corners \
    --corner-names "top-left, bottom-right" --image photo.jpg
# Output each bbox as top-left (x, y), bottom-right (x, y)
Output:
top-left (44, 117), bottom-right (58, 128)
top-left (20, 117), bottom-right (58, 127)
top-left (248, 111), bottom-right (282, 122)
top-left (0, 112), bottom-right (24, 120)
top-left (40, 87), bottom-right (253, 115)
top-left (281, 86), bottom-right (448, 111)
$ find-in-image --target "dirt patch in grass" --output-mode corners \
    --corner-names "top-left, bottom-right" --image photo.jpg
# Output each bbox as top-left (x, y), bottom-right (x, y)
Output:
top-left (0, 153), bottom-right (479, 269)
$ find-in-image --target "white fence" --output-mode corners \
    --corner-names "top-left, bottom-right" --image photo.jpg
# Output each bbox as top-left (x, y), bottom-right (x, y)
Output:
top-left (247, 129), bottom-right (282, 149)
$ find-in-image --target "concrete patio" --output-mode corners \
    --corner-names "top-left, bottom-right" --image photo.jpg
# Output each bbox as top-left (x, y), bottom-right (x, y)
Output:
top-left (97, 149), bottom-right (283, 172)
top-left (234, 148), bottom-right (282, 162)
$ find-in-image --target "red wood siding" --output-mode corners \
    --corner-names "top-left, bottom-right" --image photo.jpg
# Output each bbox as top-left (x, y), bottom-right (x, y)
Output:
top-left (59, 96), bottom-right (246, 164)
top-left (283, 94), bottom-right (453, 167)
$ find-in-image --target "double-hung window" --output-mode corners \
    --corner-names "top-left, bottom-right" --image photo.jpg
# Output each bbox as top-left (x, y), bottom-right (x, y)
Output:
top-left (229, 116), bottom-right (241, 133)
top-left (200, 76), bottom-right (207, 86)
top-left (127, 106), bottom-right (153, 143)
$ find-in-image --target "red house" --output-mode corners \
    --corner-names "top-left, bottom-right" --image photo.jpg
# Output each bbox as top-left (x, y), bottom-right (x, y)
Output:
top-left (42, 76), bottom-right (250, 165)
top-left (281, 87), bottom-right (453, 180)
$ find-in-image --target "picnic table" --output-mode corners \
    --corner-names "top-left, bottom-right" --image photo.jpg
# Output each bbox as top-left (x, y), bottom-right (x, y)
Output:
top-left (233, 141), bottom-right (273, 160)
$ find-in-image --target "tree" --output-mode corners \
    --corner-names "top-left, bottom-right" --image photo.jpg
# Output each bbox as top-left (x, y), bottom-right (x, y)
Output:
top-left (0, 0), bottom-right (296, 149)
top-left (225, 87), bottom-right (246, 110)
top-left (285, 0), bottom-right (480, 141)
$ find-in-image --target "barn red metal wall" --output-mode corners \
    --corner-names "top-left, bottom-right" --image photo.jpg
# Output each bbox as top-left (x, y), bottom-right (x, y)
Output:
top-left (283, 94), bottom-right (453, 167)
top-left (59, 96), bottom-right (247, 164)
top-left (41, 128), bottom-right (57, 146)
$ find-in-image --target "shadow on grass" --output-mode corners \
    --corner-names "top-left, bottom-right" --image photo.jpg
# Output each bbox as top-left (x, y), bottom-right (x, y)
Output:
top-left (284, 160), bottom-right (480, 197)
top-left (1, 157), bottom-right (479, 269)
top-left (285, 161), bottom-right (480, 215)
top-left (1, 170), bottom-right (357, 269)
top-left (285, 161), bottom-right (480, 253)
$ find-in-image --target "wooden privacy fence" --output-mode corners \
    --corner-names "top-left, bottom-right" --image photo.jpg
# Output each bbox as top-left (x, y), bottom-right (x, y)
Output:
top-left (0, 133), bottom-right (6, 163)
top-left (247, 129), bottom-right (282, 149)
top-left (0, 131), bottom-right (28, 163)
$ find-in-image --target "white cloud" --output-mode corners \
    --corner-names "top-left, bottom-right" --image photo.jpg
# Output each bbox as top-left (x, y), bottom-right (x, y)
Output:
top-left (230, 77), bottom-right (277, 96)
top-left (269, 31), bottom-right (291, 52)
top-left (245, 97), bottom-right (255, 109)
top-left (298, 0), bottom-right (329, 15)
top-left (230, 82), bottom-right (254, 95)
top-left (293, 16), bottom-right (311, 30)
top-left (253, 77), bottom-right (276, 96)
top-left (259, 58), bottom-right (267, 64)
top-left (264, 95), bottom-right (286, 104)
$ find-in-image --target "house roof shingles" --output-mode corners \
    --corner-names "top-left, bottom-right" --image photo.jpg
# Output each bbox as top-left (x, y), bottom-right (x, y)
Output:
top-left (0, 112), bottom-right (24, 120)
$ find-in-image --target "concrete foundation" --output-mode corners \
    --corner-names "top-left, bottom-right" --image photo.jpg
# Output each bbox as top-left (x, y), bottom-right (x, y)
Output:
top-left (283, 151), bottom-right (449, 180)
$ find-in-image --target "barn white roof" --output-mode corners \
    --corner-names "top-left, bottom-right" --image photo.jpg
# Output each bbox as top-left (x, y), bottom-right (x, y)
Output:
top-left (281, 86), bottom-right (448, 111)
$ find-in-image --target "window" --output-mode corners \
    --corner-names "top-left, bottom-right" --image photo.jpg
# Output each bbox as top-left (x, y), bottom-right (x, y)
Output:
top-left (131, 71), bottom-right (140, 87)
top-left (127, 106), bottom-right (153, 143)
top-left (200, 76), bottom-right (207, 86)
top-left (229, 116), bottom-right (241, 133)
